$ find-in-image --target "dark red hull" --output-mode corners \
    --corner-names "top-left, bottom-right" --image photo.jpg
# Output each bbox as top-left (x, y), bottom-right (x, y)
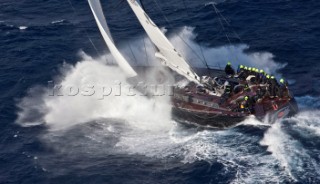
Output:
top-left (171, 87), bottom-right (298, 128)
top-left (131, 66), bottom-right (299, 127)
top-left (172, 107), bottom-right (246, 128)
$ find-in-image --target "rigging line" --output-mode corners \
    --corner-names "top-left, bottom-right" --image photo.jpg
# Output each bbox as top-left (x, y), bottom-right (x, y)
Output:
top-left (211, 3), bottom-right (243, 43)
top-left (66, 0), bottom-right (100, 56)
top-left (211, 4), bottom-right (233, 62)
top-left (182, 0), bottom-right (210, 73)
top-left (212, 4), bottom-right (226, 31)
top-left (225, 33), bottom-right (236, 61)
top-left (198, 43), bottom-right (209, 69)
top-left (221, 17), bottom-right (242, 42)
top-left (151, 0), bottom-right (207, 67)
top-left (128, 43), bottom-right (138, 64)
top-left (210, 3), bottom-right (239, 64)
top-left (142, 35), bottom-right (149, 65)
top-left (214, 7), bottom-right (243, 42)
top-left (225, 32), bottom-right (240, 64)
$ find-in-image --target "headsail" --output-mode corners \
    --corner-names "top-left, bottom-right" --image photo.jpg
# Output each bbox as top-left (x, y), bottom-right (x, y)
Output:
top-left (88, 0), bottom-right (137, 78)
top-left (127, 0), bottom-right (201, 83)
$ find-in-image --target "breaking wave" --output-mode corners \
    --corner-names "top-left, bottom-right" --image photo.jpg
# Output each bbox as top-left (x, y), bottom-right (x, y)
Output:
top-left (18, 26), bottom-right (28, 30)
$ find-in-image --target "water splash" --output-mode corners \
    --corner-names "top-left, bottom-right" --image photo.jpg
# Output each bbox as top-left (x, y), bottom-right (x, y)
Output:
top-left (16, 52), bottom-right (173, 131)
top-left (16, 27), bottom-right (284, 130)
top-left (119, 27), bottom-right (285, 77)
top-left (169, 27), bottom-right (285, 76)
top-left (15, 26), bottom-right (317, 183)
top-left (260, 112), bottom-right (320, 182)
top-left (260, 122), bottom-right (297, 180)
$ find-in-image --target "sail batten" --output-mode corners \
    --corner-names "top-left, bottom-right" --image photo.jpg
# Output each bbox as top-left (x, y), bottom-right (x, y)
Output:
top-left (88, 0), bottom-right (137, 78)
top-left (127, 0), bottom-right (200, 83)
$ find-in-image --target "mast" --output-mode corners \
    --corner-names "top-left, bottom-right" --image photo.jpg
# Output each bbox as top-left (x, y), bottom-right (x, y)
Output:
top-left (127, 0), bottom-right (201, 84)
top-left (88, 0), bottom-right (137, 78)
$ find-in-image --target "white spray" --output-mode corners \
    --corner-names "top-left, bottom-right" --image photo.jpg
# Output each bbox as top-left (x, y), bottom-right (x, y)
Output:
top-left (17, 27), bottom-right (316, 183)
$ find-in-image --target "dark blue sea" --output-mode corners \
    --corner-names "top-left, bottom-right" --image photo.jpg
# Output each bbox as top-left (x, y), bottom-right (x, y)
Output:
top-left (1, 0), bottom-right (320, 183)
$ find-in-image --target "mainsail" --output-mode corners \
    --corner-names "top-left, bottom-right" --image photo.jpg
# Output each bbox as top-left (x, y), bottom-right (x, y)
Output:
top-left (88, 0), bottom-right (137, 78)
top-left (127, 0), bottom-right (201, 83)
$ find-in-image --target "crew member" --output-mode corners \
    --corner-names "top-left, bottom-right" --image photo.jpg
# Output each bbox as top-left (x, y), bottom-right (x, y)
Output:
top-left (255, 68), bottom-right (259, 76)
top-left (237, 65), bottom-right (247, 79)
top-left (225, 61), bottom-right (235, 76)
top-left (242, 66), bottom-right (249, 79)
top-left (266, 74), bottom-right (270, 80)
top-left (252, 68), bottom-right (256, 75)
top-left (237, 65), bottom-right (244, 74)
top-left (269, 76), bottom-right (279, 97)
top-left (264, 75), bottom-right (271, 97)
top-left (279, 78), bottom-right (289, 98)
top-left (254, 68), bottom-right (260, 83)
top-left (239, 96), bottom-right (254, 113)
top-left (280, 78), bottom-right (289, 86)
top-left (259, 69), bottom-right (266, 83)
top-left (248, 67), bottom-right (252, 75)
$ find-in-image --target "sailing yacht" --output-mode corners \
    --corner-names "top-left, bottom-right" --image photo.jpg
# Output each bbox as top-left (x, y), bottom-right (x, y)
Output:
top-left (88, 0), bottom-right (298, 127)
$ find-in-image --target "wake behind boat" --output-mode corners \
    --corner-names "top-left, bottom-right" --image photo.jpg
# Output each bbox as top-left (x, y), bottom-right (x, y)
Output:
top-left (88, 0), bottom-right (298, 128)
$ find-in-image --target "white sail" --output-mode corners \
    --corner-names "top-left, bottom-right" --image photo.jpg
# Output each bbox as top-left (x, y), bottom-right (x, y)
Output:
top-left (127, 0), bottom-right (201, 83)
top-left (88, 0), bottom-right (137, 78)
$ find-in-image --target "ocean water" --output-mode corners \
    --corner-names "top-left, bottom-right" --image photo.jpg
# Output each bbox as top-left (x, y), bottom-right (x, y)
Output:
top-left (1, 0), bottom-right (320, 183)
